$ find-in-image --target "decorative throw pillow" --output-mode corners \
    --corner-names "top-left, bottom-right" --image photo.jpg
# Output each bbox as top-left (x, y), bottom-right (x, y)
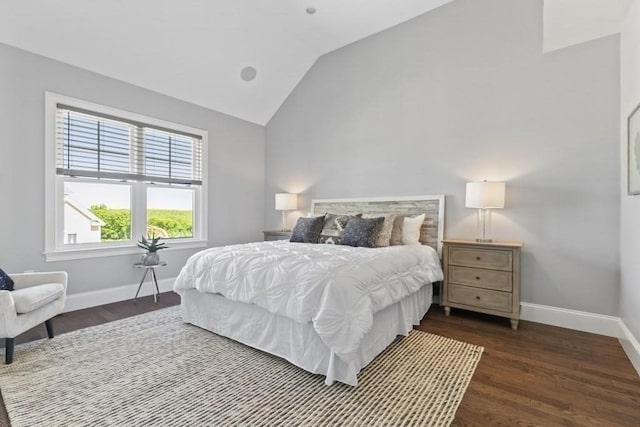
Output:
top-left (318, 213), bottom-right (362, 245)
top-left (402, 213), bottom-right (426, 245)
top-left (0, 268), bottom-right (14, 291)
top-left (389, 215), bottom-right (406, 246)
top-left (364, 214), bottom-right (396, 247)
top-left (340, 217), bottom-right (385, 248)
top-left (290, 215), bottom-right (326, 243)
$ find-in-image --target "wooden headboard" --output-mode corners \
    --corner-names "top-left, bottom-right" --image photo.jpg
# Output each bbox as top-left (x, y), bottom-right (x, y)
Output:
top-left (310, 195), bottom-right (445, 256)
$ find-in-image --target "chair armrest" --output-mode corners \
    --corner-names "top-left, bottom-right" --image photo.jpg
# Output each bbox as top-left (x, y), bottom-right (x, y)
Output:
top-left (0, 291), bottom-right (17, 337)
top-left (11, 271), bottom-right (68, 294)
top-left (0, 291), bottom-right (16, 310)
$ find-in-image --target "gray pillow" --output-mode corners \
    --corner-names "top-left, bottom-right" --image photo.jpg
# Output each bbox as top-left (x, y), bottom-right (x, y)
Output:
top-left (389, 215), bottom-right (406, 246)
top-left (318, 213), bottom-right (362, 244)
top-left (364, 214), bottom-right (396, 247)
top-left (340, 217), bottom-right (385, 248)
top-left (290, 216), bottom-right (325, 243)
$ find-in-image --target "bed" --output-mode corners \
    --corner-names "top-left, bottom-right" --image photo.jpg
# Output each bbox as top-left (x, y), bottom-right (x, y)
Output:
top-left (174, 195), bottom-right (445, 386)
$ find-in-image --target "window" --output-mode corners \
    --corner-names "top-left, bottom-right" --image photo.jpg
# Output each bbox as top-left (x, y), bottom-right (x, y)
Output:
top-left (45, 93), bottom-right (208, 261)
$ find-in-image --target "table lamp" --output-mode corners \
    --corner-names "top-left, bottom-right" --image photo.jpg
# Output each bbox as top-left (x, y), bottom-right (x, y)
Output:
top-left (465, 181), bottom-right (505, 242)
top-left (275, 193), bottom-right (297, 232)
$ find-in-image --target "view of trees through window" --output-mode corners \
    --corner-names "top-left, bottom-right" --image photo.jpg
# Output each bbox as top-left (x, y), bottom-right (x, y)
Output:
top-left (63, 182), bottom-right (193, 244)
top-left (88, 206), bottom-right (193, 241)
top-left (146, 187), bottom-right (194, 239)
top-left (89, 205), bottom-right (132, 241)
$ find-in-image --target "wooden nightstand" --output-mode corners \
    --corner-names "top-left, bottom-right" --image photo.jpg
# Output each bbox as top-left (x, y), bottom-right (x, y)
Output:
top-left (442, 239), bottom-right (523, 330)
top-left (263, 230), bottom-right (292, 241)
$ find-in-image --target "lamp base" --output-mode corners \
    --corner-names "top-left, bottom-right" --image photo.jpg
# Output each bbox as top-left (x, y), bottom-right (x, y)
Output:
top-left (476, 208), bottom-right (493, 243)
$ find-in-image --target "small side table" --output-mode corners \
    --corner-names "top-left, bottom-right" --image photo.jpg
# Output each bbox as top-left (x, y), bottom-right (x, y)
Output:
top-left (263, 230), bottom-right (292, 241)
top-left (133, 261), bottom-right (167, 303)
top-left (441, 239), bottom-right (523, 329)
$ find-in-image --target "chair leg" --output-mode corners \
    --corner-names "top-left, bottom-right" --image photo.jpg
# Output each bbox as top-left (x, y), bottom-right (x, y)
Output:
top-left (45, 319), bottom-right (54, 339)
top-left (5, 338), bottom-right (14, 364)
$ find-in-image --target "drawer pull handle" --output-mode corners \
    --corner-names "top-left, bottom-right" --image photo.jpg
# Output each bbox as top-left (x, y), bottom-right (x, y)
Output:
top-left (476, 296), bottom-right (480, 300)
top-left (476, 256), bottom-right (481, 261)
top-left (476, 276), bottom-right (480, 280)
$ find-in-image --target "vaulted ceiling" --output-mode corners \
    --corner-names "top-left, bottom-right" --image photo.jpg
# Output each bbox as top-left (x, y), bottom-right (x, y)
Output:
top-left (0, 0), bottom-right (452, 125)
top-left (0, 1), bottom-right (632, 125)
top-left (543, 0), bottom-right (632, 52)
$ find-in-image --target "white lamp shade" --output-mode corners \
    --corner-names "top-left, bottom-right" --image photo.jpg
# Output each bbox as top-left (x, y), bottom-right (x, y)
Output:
top-left (465, 181), bottom-right (505, 208)
top-left (275, 193), bottom-right (297, 211)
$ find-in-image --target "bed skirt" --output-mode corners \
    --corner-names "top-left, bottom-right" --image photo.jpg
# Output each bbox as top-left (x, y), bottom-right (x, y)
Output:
top-left (177, 283), bottom-right (432, 386)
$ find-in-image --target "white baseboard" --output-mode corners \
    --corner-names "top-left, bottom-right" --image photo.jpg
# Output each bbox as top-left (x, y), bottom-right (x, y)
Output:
top-left (520, 302), bottom-right (620, 337)
top-left (64, 276), bottom-right (177, 313)
top-left (618, 320), bottom-right (640, 376)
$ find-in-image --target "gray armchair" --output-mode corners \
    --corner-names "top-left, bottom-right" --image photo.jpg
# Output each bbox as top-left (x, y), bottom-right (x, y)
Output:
top-left (0, 271), bottom-right (67, 364)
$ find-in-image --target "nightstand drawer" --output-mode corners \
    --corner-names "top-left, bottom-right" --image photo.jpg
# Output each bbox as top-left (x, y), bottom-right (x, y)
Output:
top-left (449, 266), bottom-right (512, 292)
top-left (448, 284), bottom-right (512, 313)
top-left (448, 247), bottom-right (512, 271)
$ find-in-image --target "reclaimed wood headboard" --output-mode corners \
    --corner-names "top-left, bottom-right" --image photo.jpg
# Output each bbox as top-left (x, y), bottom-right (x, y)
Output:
top-left (310, 195), bottom-right (445, 256)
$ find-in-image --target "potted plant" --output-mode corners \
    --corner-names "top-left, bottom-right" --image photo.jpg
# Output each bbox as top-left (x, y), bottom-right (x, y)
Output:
top-left (137, 233), bottom-right (169, 266)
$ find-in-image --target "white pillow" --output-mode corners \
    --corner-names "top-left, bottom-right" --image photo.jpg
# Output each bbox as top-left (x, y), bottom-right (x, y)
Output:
top-left (401, 214), bottom-right (425, 245)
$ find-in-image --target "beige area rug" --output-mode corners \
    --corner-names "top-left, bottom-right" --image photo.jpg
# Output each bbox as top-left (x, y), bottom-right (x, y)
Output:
top-left (0, 307), bottom-right (483, 426)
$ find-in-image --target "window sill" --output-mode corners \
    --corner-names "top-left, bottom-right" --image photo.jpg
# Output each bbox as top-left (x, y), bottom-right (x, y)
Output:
top-left (44, 240), bottom-right (208, 262)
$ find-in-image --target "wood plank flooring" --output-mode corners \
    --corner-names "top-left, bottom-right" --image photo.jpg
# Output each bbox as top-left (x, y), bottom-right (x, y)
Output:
top-left (1, 293), bottom-right (639, 426)
top-left (418, 308), bottom-right (640, 426)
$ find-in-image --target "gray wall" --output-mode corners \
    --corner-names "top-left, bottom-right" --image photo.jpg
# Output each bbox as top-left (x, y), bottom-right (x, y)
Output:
top-left (265, 0), bottom-right (620, 315)
top-left (0, 42), bottom-right (265, 296)
top-left (620, 0), bottom-right (640, 340)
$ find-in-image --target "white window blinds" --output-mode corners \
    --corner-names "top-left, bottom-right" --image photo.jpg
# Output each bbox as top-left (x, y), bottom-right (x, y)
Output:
top-left (56, 105), bottom-right (202, 185)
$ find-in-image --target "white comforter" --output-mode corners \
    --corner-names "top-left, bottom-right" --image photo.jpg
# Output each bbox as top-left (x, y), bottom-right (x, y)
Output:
top-left (174, 241), bottom-right (443, 362)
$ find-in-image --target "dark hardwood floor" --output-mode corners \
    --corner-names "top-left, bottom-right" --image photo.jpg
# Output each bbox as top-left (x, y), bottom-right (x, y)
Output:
top-left (418, 309), bottom-right (640, 426)
top-left (2, 293), bottom-right (639, 426)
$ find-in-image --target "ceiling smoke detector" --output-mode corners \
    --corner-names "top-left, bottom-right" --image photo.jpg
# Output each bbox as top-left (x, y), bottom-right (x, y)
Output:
top-left (240, 66), bottom-right (257, 82)
top-left (306, 7), bottom-right (316, 15)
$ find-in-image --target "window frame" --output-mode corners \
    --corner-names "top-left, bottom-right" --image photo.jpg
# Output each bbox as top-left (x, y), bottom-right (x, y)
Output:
top-left (44, 92), bottom-right (208, 262)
